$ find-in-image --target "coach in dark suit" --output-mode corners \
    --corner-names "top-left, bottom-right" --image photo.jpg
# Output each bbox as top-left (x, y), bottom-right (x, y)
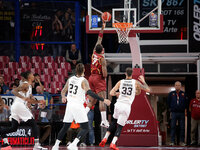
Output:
top-left (167, 81), bottom-right (188, 146)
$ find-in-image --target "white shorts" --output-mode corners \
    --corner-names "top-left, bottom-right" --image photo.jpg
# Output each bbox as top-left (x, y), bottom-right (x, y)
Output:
top-left (113, 102), bottom-right (131, 126)
top-left (63, 102), bottom-right (88, 123)
top-left (10, 100), bottom-right (33, 123)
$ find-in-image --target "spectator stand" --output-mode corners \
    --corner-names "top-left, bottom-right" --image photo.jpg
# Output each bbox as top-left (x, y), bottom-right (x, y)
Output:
top-left (0, 55), bottom-right (72, 94)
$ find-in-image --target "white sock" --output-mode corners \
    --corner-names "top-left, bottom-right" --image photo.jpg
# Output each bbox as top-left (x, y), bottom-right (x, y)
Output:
top-left (34, 139), bottom-right (39, 145)
top-left (101, 111), bottom-right (107, 122)
top-left (72, 138), bottom-right (80, 146)
top-left (111, 136), bottom-right (118, 144)
top-left (104, 132), bottom-right (110, 139)
top-left (54, 139), bottom-right (61, 146)
top-left (3, 138), bottom-right (9, 144)
top-left (85, 107), bottom-right (90, 114)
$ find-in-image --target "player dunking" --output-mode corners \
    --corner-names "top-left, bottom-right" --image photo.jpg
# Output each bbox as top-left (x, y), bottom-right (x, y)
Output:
top-left (52, 63), bottom-right (111, 150)
top-left (99, 68), bottom-right (150, 150)
top-left (0, 71), bottom-right (47, 150)
top-left (87, 22), bottom-right (110, 128)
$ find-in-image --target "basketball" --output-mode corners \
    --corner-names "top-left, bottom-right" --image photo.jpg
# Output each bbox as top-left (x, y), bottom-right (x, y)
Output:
top-left (101, 12), bottom-right (111, 22)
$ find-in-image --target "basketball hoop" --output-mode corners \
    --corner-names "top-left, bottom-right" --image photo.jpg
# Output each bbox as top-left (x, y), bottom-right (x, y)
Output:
top-left (113, 22), bottom-right (133, 44)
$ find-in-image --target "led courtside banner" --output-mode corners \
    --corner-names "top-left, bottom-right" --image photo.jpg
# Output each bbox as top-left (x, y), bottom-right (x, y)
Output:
top-left (189, 0), bottom-right (200, 52)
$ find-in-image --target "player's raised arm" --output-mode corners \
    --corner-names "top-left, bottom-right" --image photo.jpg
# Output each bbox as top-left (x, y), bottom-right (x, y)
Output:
top-left (93, 22), bottom-right (106, 53)
top-left (110, 81), bottom-right (120, 97)
top-left (82, 79), bottom-right (111, 106)
top-left (136, 75), bottom-right (150, 93)
top-left (100, 57), bottom-right (107, 78)
top-left (61, 79), bottom-right (69, 103)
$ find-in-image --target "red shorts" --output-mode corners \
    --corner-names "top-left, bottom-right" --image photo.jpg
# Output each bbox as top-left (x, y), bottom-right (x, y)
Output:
top-left (88, 74), bottom-right (106, 93)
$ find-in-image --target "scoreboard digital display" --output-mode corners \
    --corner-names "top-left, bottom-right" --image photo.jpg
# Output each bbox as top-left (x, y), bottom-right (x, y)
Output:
top-left (140, 0), bottom-right (187, 40)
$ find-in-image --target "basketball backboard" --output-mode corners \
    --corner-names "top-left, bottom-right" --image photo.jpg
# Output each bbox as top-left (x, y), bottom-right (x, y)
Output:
top-left (86, 0), bottom-right (163, 34)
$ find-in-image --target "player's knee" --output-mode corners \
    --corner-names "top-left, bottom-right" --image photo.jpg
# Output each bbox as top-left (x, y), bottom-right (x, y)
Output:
top-left (80, 122), bottom-right (89, 131)
top-left (63, 123), bottom-right (71, 131)
top-left (108, 119), bottom-right (117, 132)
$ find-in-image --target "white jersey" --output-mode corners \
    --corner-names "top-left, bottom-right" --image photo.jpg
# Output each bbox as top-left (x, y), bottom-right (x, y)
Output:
top-left (66, 76), bottom-right (86, 104)
top-left (19, 81), bottom-right (32, 98)
top-left (15, 81), bottom-right (32, 104)
top-left (11, 81), bottom-right (33, 123)
top-left (117, 79), bottom-right (136, 105)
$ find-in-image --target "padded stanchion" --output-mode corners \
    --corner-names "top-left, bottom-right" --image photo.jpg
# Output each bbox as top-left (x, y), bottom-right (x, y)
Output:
top-left (118, 68), bottom-right (158, 146)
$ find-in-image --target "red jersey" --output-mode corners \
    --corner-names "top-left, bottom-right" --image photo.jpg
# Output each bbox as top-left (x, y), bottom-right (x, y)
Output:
top-left (190, 98), bottom-right (200, 120)
top-left (91, 51), bottom-right (104, 74)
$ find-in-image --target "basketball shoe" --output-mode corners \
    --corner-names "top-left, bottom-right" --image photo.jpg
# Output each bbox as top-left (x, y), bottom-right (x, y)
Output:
top-left (33, 143), bottom-right (48, 150)
top-left (51, 144), bottom-right (59, 150)
top-left (67, 143), bottom-right (78, 150)
top-left (110, 143), bottom-right (119, 150)
top-left (99, 138), bottom-right (107, 147)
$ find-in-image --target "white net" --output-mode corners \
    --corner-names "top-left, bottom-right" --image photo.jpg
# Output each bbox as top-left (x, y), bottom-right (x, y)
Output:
top-left (113, 23), bottom-right (133, 44)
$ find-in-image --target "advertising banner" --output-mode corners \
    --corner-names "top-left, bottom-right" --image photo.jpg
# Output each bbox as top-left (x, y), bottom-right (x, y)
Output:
top-left (189, 0), bottom-right (200, 52)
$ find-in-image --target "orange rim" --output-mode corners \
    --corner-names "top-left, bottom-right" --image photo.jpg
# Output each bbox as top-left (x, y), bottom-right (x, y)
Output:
top-left (113, 22), bottom-right (133, 31)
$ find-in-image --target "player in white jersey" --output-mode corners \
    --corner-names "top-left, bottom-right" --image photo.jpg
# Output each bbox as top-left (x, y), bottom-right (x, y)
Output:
top-left (0, 71), bottom-right (47, 150)
top-left (99, 68), bottom-right (150, 150)
top-left (52, 63), bottom-right (111, 150)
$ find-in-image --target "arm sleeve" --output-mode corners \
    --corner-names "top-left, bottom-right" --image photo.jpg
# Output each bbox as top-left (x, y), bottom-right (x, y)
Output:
top-left (93, 34), bottom-right (103, 52)
top-left (86, 90), bottom-right (104, 101)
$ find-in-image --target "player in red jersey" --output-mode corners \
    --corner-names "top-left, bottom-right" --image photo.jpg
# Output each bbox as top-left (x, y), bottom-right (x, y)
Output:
top-left (87, 22), bottom-right (109, 128)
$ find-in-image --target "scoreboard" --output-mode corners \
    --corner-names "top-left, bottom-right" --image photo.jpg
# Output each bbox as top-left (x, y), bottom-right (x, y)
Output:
top-left (140, 0), bottom-right (187, 40)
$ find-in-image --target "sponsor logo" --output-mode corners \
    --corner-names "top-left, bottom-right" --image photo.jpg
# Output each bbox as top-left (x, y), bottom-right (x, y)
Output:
top-left (126, 120), bottom-right (149, 128)
top-left (193, 0), bottom-right (200, 41)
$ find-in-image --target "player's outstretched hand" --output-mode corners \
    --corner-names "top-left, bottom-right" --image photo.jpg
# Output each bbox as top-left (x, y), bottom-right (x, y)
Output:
top-left (103, 99), bottom-right (111, 106)
top-left (138, 75), bottom-right (145, 83)
top-left (62, 97), bottom-right (67, 103)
